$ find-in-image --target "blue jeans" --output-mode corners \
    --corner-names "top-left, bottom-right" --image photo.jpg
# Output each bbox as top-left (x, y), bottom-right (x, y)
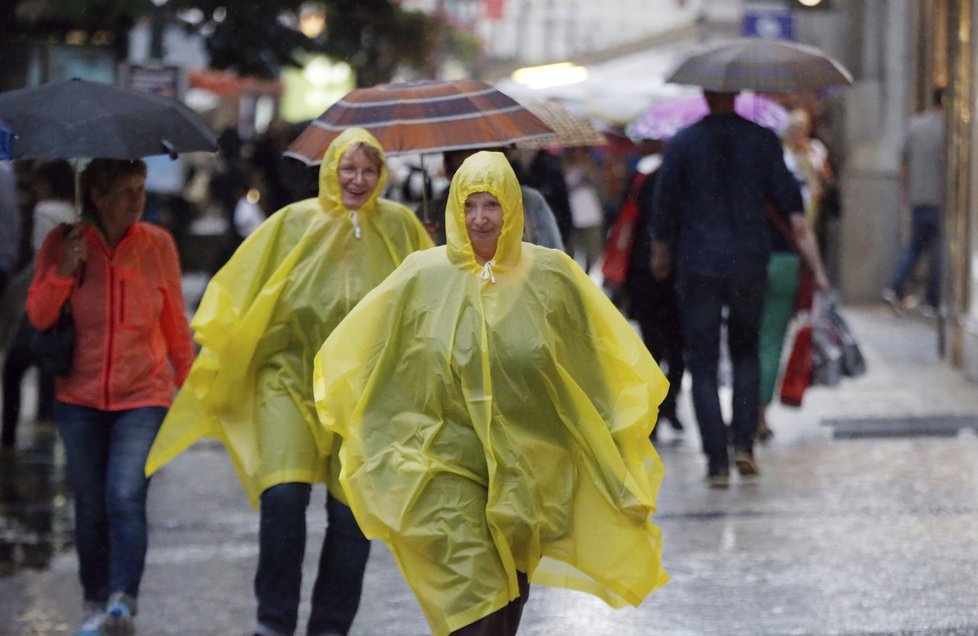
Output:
top-left (55, 402), bottom-right (166, 604)
top-left (256, 483), bottom-right (371, 636)
top-left (890, 204), bottom-right (942, 306)
top-left (678, 271), bottom-right (767, 470)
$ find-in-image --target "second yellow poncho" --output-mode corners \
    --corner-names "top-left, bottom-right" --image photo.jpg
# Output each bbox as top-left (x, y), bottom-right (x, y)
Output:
top-left (313, 151), bottom-right (669, 635)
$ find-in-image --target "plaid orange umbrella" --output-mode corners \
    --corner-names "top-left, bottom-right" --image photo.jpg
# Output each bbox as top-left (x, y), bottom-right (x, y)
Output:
top-left (284, 79), bottom-right (554, 165)
top-left (516, 100), bottom-right (607, 149)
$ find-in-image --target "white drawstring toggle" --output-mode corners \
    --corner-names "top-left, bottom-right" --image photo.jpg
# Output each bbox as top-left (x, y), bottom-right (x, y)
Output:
top-left (480, 259), bottom-right (496, 284)
top-left (349, 210), bottom-right (361, 239)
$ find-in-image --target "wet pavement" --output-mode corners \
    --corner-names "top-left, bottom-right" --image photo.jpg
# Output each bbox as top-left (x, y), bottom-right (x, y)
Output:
top-left (1, 304), bottom-right (978, 635)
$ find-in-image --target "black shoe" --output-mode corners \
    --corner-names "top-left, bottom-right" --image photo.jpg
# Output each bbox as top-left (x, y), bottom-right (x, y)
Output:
top-left (706, 457), bottom-right (730, 489)
top-left (658, 410), bottom-right (684, 432)
top-left (706, 467), bottom-right (730, 489)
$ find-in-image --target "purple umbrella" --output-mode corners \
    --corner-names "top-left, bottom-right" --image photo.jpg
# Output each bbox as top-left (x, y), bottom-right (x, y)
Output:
top-left (627, 93), bottom-right (789, 141)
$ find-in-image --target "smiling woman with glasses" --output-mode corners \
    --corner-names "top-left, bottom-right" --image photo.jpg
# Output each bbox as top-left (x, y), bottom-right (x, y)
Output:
top-left (146, 127), bottom-right (433, 636)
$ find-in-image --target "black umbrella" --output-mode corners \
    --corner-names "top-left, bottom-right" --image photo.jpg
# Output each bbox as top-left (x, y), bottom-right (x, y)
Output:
top-left (0, 78), bottom-right (217, 160)
top-left (666, 37), bottom-right (853, 93)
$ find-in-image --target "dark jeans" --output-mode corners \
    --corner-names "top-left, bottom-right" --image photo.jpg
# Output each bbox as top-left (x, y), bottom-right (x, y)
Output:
top-left (450, 571), bottom-right (530, 636)
top-left (890, 204), bottom-right (941, 306)
top-left (256, 483), bottom-right (371, 636)
top-left (55, 402), bottom-right (166, 603)
top-left (3, 316), bottom-right (56, 448)
top-left (629, 277), bottom-right (685, 422)
top-left (678, 271), bottom-right (767, 470)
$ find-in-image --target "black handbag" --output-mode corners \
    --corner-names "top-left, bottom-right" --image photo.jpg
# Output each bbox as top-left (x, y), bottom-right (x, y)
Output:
top-left (28, 304), bottom-right (75, 376)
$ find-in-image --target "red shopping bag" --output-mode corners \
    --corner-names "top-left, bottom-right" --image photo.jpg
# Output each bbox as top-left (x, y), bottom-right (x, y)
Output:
top-left (779, 324), bottom-right (813, 407)
top-left (600, 172), bottom-right (647, 285)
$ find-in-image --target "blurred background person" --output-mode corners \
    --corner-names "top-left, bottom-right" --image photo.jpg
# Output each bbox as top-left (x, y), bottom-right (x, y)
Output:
top-left (2, 159), bottom-right (75, 455)
top-left (564, 146), bottom-right (607, 274)
top-left (511, 147), bottom-right (573, 246)
top-left (624, 145), bottom-right (685, 439)
top-left (651, 90), bottom-right (828, 488)
top-left (26, 158), bottom-right (194, 636)
top-left (781, 108), bottom-right (835, 257)
top-left (883, 86), bottom-right (946, 318)
top-left (145, 128), bottom-right (432, 636)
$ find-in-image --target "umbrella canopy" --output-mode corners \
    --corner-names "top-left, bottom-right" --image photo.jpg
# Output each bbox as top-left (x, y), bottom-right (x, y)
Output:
top-left (0, 78), bottom-right (217, 160)
top-left (516, 100), bottom-right (607, 148)
top-left (284, 79), bottom-right (554, 165)
top-left (628, 93), bottom-right (789, 141)
top-left (665, 37), bottom-right (853, 93)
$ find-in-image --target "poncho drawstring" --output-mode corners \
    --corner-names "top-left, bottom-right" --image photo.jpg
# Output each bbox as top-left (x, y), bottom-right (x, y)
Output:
top-left (480, 259), bottom-right (496, 284)
top-left (349, 210), bottom-right (362, 239)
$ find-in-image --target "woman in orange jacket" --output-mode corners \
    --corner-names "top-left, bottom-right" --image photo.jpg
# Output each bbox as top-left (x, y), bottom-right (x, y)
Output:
top-left (26, 158), bottom-right (194, 636)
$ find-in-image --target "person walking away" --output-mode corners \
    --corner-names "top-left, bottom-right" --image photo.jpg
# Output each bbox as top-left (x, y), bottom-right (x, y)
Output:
top-left (26, 158), bottom-right (195, 635)
top-left (756, 197), bottom-right (828, 442)
top-left (650, 90), bottom-right (828, 488)
top-left (145, 128), bottom-right (433, 636)
top-left (2, 160), bottom-right (76, 454)
top-left (882, 86), bottom-right (946, 318)
top-left (416, 148), bottom-right (564, 250)
top-left (313, 151), bottom-right (669, 635)
top-left (623, 148), bottom-right (685, 438)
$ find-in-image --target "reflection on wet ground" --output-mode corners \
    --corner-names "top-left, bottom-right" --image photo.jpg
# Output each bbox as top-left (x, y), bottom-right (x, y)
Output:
top-left (0, 422), bottom-right (72, 576)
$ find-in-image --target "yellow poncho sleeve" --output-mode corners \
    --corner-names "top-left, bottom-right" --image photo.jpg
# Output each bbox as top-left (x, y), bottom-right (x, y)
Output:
top-left (313, 243), bottom-right (668, 636)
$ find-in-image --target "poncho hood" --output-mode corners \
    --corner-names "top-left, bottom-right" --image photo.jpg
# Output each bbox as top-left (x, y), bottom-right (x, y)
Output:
top-left (445, 151), bottom-right (524, 279)
top-left (317, 127), bottom-right (388, 216)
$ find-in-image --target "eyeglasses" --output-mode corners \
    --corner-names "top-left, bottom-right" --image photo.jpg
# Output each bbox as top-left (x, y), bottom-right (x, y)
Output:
top-left (338, 166), bottom-right (380, 180)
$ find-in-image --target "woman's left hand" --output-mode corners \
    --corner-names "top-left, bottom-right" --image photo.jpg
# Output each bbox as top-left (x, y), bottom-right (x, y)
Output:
top-left (58, 223), bottom-right (88, 278)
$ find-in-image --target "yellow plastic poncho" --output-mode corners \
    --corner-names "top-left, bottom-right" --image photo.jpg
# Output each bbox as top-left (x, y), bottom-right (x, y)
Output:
top-left (313, 151), bottom-right (669, 635)
top-left (145, 127), bottom-right (433, 507)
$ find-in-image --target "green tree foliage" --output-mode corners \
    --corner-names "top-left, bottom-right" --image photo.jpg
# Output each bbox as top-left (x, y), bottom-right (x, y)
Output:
top-left (2, 0), bottom-right (455, 83)
top-left (319, 0), bottom-right (439, 86)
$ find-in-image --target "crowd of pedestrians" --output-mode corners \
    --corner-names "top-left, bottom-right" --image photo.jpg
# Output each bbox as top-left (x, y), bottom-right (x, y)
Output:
top-left (0, 76), bottom-right (940, 635)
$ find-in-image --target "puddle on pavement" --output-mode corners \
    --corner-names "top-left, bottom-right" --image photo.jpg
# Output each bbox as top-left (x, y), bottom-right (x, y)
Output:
top-left (0, 423), bottom-right (73, 576)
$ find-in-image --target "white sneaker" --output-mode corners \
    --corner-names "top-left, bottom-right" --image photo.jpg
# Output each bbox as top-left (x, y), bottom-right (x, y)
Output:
top-left (75, 604), bottom-right (106, 636)
top-left (918, 304), bottom-right (939, 319)
top-left (881, 288), bottom-right (904, 315)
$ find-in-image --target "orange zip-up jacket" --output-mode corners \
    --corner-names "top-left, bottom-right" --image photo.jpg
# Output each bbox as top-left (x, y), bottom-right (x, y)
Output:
top-left (27, 222), bottom-right (195, 411)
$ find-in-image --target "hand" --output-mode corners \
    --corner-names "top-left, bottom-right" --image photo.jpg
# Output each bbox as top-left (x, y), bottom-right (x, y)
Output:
top-left (812, 269), bottom-right (830, 293)
top-left (57, 224), bottom-right (87, 278)
top-left (649, 242), bottom-right (672, 281)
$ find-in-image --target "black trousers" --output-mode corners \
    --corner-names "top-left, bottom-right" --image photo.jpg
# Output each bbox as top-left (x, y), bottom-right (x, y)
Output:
top-left (450, 571), bottom-right (530, 636)
top-left (3, 315), bottom-right (56, 448)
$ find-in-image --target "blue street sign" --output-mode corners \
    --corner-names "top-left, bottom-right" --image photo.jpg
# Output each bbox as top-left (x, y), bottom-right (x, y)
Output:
top-left (743, 8), bottom-right (794, 40)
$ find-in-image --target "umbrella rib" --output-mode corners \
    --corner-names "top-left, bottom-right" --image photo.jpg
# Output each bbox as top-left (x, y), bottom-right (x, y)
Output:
top-left (310, 104), bottom-right (541, 130)
top-left (338, 85), bottom-right (504, 107)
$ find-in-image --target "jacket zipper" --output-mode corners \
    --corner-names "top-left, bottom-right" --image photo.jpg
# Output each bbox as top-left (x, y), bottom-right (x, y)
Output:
top-left (103, 264), bottom-right (115, 408)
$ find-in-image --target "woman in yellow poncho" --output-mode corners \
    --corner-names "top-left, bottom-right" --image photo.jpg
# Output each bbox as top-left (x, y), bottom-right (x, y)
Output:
top-left (313, 151), bottom-right (669, 635)
top-left (145, 128), bottom-right (433, 636)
